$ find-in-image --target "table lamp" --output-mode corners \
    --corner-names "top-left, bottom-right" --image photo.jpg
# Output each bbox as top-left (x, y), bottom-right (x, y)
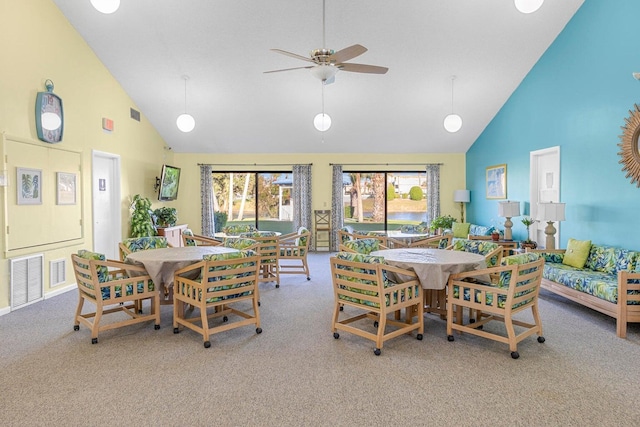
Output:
top-left (498, 201), bottom-right (520, 241)
top-left (453, 190), bottom-right (470, 223)
top-left (537, 202), bottom-right (565, 250)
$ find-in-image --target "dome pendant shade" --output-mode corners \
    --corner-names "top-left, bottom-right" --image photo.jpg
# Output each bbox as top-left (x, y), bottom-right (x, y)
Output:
top-left (310, 65), bottom-right (338, 82)
top-left (314, 113), bottom-right (331, 131)
top-left (443, 114), bottom-right (462, 133)
top-left (90, 0), bottom-right (120, 14)
top-left (514, 0), bottom-right (544, 14)
top-left (176, 113), bottom-right (195, 133)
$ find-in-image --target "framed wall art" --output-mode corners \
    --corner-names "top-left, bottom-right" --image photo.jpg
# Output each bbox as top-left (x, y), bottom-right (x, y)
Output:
top-left (56, 172), bottom-right (77, 205)
top-left (486, 164), bottom-right (507, 199)
top-left (17, 167), bottom-right (42, 205)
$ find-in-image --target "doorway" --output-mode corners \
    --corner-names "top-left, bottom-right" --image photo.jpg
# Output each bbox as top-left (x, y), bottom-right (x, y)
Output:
top-left (529, 146), bottom-right (561, 249)
top-left (92, 151), bottom-right (121, 259)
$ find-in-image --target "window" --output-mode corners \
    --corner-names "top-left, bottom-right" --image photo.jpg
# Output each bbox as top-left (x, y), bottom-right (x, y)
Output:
top-left (343, 171), bottom-right (428, 231)
top-left (212, 171), bottom-right (294, 234)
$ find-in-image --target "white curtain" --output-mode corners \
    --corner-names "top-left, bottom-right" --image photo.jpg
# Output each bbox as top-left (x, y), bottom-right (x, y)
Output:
top-left (200, 165), bottom-right (215, 237)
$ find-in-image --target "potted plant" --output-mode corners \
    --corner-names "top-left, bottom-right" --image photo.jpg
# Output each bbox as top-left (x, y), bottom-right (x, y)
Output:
top-left (521, 217), bottom-right (537, 250)
top-left (129, 194), bottom-right (156, 237)
top-left (153, 207), bottom-right (178, 228)
top-left (430, 214), bottom-right (456, 234)
top-left (491, 229), bottom-right (502, 241)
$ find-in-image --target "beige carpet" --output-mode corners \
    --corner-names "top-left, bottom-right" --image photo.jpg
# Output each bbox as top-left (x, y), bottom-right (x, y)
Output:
top-left (1, 251), bottom-right (639, 426)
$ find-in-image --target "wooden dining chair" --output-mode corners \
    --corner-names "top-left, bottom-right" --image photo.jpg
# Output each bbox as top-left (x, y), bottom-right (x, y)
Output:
top-left (277, 227), bottom-right (311, 280)
top-left (339, 238), bottom-right (388, 255)
top-left (408, 234), bottom-right (452, 249)
top-left (181, 228), bottom-right (222, 247)
top-left (71, 250), bottom-right (160, 344)
top-left (240, 231), bottom-right (280, 288)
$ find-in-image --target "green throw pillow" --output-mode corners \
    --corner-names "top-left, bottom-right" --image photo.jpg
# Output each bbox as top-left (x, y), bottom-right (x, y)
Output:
top-left (562, 238), bottom-right (591, 268)
top-left (452, 222), bottom-right (471, 238)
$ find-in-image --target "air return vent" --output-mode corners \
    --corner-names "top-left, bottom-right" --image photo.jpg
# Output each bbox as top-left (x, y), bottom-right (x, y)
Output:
top-left (50, 258), bottom-right (66, 287)
top-left (130, 108), bottom-right (140, 122)
top-left (10, 254), bottom-right (44, 310)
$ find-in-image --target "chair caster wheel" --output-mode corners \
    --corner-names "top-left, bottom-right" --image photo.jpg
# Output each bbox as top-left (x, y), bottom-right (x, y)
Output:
top-left (537, 336), bottom-right (545, 343)
top-left (173, 328), bottom-right (180, 334)
top-left (374, 348), bottom-right (381, 356)
top-left (204, 341), bottom-right (211, 348)
top-left (339, 306), bottom-right (344, 311)
top-left (258, 301), bottom-right (261, 306)
top-left (154, 324), bottom-right (160, 330)
top-left (417, 334), bottom-right (423, 341)
top-left (469, 318), bottom-right (476, 324)
top-left (223, 316), bottom-right (228, 322)
top-left (91, 338), bottom-right (98, 344)
top-left (373, 321), bottom-right (379, 328)
top-left (276, 284), bottom-right (280, 288)
top-left (511, 351), bottom-right (520, 359)
top-left (256, 327), bottom-right (262, 334)
top-left (73, 325), bottom-right (79, 331)
top-left (307, 277), bottom-right (310, 280)
top-left (447, 335), bottom-right (454, 342)
top-left (333, 332), bottom-right (339, 339)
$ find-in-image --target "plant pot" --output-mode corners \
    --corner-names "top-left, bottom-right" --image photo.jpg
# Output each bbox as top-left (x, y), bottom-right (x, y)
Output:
top-left (521, 242), bottom-right (537, 251)
top-left (491, 233), bottom-right (500, 241)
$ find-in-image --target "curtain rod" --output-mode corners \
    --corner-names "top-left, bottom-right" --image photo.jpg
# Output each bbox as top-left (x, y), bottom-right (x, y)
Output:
top-left (198, 163), bottom-right (312, 167)
top-left (329, 162), bottom-right (443, 166)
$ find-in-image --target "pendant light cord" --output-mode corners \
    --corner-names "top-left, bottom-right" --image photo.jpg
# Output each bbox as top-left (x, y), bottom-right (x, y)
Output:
top-left (450, 75), bottom-right (456, 114)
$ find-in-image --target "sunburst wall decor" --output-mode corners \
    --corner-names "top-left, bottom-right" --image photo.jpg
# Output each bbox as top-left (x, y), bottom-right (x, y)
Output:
top-left (618, 103), bottom-right (640, 187)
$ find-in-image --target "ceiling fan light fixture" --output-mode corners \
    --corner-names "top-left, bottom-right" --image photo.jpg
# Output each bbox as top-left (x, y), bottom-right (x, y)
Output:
top-left (314, 113), bottom-right (332, 132)
top-left (90, 0), bottom-right (120, 14)
top-left (310, 65), bottom-right (338, 82)
top-left (443, 114), bottom-right (463, 133)
top-left (514, 0), bottom-right (544, 14)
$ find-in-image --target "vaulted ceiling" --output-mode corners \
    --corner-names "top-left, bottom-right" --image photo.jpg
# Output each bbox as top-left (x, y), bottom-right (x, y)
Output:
top-left (52, 0), bottom-right (584, 154)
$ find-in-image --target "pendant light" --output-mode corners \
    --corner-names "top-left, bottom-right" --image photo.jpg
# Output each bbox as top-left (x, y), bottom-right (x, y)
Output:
top-left (314, 82), bottom-right (331, 132)
top-left (443, 75), bottom-right (462, 133)
top-left (176, 75), bottom-right (195, 133)
top-left (514, 0), bottom-right (544, 14)
top-left (90, 0), bottom-right (120, 14)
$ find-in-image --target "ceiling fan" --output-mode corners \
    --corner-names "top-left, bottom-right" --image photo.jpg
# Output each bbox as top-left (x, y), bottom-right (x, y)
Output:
top-left (264, 0), bottom-right (388, 84)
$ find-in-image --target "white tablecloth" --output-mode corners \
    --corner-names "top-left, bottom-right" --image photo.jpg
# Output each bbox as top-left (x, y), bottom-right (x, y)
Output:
top-left (370, 248), bottom-right (486, 290)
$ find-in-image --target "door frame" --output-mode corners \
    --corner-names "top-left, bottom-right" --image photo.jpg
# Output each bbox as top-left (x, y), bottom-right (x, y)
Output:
top-left (529, 146), bottom-right (561, 249)
top-left (91, 150), bottom-right (121, 259)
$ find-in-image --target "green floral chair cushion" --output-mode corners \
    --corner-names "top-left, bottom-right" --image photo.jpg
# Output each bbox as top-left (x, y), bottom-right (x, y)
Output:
top-left (182, 228), bottom-right (196, 246)
top-left (122, 236), bottom-right (169, 253)
top-left (451, 239), bottom-right (501, 267)
top-left (197, 250), bottom-right (258, 302)
top-left (399, 223), bottom-right (429, 234)
top-left (239, 231), bottom-right (279, 238)
top-left (342, 238), bottom-right (383, 255)
top-left (222, 224), bottom-right (257, 235)
top-left (77, 250), bottom-right (154, 300)
top-left (468, 224), bottom-right (496, 236)
top-left (222, 237), bottom-right (257, 250)
top-left (335, 252), bottom-right (389, 308)
top-left (339, 226), bottom-right (354, 243)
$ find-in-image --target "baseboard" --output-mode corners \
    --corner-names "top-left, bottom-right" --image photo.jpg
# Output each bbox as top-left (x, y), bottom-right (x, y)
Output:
top-left (0, 306), bottom-right (10, 317)
top-left (45, 283), bottom-right (77, 299)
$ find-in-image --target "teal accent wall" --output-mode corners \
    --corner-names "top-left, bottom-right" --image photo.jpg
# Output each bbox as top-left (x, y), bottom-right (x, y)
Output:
top-left (466, 0), bottom-right (640, 250)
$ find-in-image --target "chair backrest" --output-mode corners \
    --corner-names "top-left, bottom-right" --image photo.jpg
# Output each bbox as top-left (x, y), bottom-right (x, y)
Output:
top-left (449, 238), bottom-right (503, 267)
top-left (200, 250), bottom-right (260, 298)
top-left (119, 236), bottom-right (170, 260)
top-left (339, 238), bottom-right (386, 255)
top-left (222, 237), bottom-right (258, 250)
top-left (494, 253), bottom-right (545, 307)
top-left (409, 235), bottom-right (452, 249)
top-left (338, 226), bottom-right (355, 243)
top-left (400, 223), bottom-right (430, 234)
top-left (75, 249), bottom-right (109, 284)
top-left (314, 210), bottom-right (331, 230)
top-left (331, 252), bottom-right (389, 307)
top-left (222, 224), bottom-right (257, 235)
top-left (182, 228), bottom-right (196, 246)
top-left (239, 232), bottom-right (279, 263)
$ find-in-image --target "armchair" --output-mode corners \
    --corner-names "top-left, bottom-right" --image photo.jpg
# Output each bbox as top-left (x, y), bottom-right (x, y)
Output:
top-left (339, 238), bottom-right (388, 255)
top-left (446, 238), bottom-right (503, 267)
top-left (240, 231), bottom-right (280, 288)
top-left (119, 236), bottom-right (171, 261)
top-left (278, 227), bottom-right (311, 280)
top-left (330, 251), bottom-right (424, 355)
top-left (173, 250), bottom-right (262, 348)
top-left (71, 250), bottom-right (160, 344)
top-left (446, 252), bottom-right (546, 358)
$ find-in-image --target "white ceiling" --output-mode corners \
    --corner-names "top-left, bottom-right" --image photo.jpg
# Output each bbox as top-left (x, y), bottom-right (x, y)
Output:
top-left (52, 0), bottom-right (584, 154)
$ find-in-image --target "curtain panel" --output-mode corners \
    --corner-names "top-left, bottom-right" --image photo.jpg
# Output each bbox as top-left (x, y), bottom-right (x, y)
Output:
top-left (425, 164), bottom-right (441, 226)
top-left (200, 165), bottom-right (215, 237)
top-left (330, 165), bottom-right (344, 252)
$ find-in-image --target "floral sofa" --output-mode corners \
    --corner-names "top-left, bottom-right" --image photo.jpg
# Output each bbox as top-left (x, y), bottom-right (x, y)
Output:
top-left (532, 243), bottom-right (640, 338)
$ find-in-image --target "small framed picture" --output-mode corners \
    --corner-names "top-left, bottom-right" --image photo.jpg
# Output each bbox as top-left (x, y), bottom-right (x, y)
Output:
top-left (17, 168), bottom-right (42, 205)
top-left (486, 164), bottom-right (507, 199)
top-left (57, 172), bottom-right (77, 205)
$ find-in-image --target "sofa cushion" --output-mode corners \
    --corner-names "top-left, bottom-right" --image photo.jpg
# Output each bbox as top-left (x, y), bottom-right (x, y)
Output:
top-left (585, 244), bottom-right (620, 274)
top-left (563, 238), bottom-right (591, 269)
top-left (452, 222), bottom-right (471, 238)
top-left (469, 224), bottom-right (495, 236)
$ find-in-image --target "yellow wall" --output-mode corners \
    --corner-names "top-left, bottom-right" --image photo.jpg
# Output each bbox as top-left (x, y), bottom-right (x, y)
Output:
top-left (171, 153), bottom-right (466, 234)
top-left (0, 0), bottom-right (170, 310)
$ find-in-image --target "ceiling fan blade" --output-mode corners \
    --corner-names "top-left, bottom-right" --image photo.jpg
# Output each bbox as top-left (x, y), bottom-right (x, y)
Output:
top-left (270, 49), bottom-right (317, 64)
top-left (264, 66), bottom-right (314, 74)
top-left (329, 44), bottom-right (367, 64)
top-left (338, 63), bottom-right (389, 74)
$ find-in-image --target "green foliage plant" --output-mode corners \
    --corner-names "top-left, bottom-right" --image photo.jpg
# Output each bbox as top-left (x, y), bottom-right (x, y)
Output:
top-left (409, 186), bottom-right (423, 201)
top-left (521, 217), bottom-right (536, 243)
top-left (153, 207), bottom-right (177, 228)
top-left (130, 194), bottom-right (156, 237)
top-left (430, 214), bottom-right (456, 231)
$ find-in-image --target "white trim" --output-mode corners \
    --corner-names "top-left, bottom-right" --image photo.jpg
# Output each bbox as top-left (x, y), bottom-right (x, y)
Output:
top-left (45, 283), bottom-right (76, 299)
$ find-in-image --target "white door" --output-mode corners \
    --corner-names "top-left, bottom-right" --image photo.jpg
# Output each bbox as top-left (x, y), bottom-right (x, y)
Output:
top-left (529, 146), bottom-right (561, 249)
top-left (92, 151), bottom-right (121, 259)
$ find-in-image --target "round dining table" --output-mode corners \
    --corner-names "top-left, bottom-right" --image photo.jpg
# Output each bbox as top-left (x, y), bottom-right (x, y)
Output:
top-left (125, 246), bottom-right (238, 304)
top-left (370, 248), bottom-right (486, 290)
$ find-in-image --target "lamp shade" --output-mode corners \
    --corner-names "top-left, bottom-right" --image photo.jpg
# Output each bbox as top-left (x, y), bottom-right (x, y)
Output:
top-left (498, 201), bottom-right (520, 218)
top-left (314, 113), bottom-right (331, 131)
top-left (176, 113), bottom-right (195, 132)
top-left (453, 190), bottom-right (470, 203)
top-left (443, 114), bottom-right (462, 133)
top-left (537, 202), bottom-right (565, 222)
top-left (310, 65), bottom-right (338, 82)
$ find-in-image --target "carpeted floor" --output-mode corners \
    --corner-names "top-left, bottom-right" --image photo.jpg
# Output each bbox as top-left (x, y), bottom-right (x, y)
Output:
top-left (1, 251), bottom-right (639, 426)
